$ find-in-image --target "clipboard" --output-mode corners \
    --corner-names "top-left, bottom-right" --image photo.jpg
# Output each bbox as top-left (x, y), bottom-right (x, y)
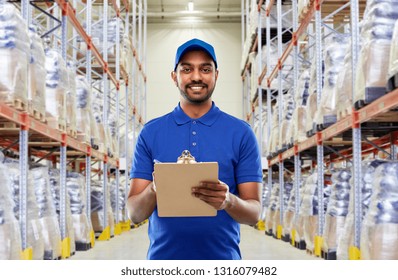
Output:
top-left (154, 154), bottom-right (218, 217)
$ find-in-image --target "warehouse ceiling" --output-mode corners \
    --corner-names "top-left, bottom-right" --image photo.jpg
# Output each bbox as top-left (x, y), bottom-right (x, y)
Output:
top-left (146, 0), bottom-right (243, 23)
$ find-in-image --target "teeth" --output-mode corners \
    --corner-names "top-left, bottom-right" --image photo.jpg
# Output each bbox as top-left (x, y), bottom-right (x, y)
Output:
top-left (190, 86), bottom-right (203, 90)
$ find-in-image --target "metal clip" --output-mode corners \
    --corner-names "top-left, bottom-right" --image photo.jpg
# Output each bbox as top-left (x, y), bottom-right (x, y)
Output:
top-left (177, 150), bottom-right (196, 164)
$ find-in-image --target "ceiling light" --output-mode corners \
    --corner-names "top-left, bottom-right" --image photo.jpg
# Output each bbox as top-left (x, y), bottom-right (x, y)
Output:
top-left (188, 1), bottom-right (194, 11)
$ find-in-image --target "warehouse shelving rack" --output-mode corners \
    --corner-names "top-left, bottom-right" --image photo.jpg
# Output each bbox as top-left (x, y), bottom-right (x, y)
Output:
top-left (241, 0), bottom-right (398, 259)
top-left (0, 0), bottom-right (147, 259)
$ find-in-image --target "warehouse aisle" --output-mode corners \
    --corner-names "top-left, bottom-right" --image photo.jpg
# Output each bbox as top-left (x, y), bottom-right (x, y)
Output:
top-left (69, 222), bottom-right (319, 260)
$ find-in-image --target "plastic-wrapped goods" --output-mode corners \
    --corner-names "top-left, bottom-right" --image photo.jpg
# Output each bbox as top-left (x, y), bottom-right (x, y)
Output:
top-left (91, 180), bottom-right (115, 237)
top-left (4, 158), bottom-right (45, 260)
top-left (45, 48), bottom-right (68, 129)
top-left (354, 0), bottom-right (398, 107)
top-left (120, 34), bottom-right (131, 73)
top-left (315, 34), bottom-right (349, 129)
top-left (305, 57), bottom-right (324, 135)
top-left (0, 3), bottom-right (30, 105)
top-left (298, 0), bottom-right (311, 19)
top-left (387, 20), bottom-right (398, 91)
top-left (0, 155), bottom-right (22, 260)
top-left (253, 105), bottom-right (268, 156)
top-left (66, 172), bottom-right (92, 248)
top-left (265, 182), bottom-right (280, 234)
top-left (299, 172), bottom-right (331, 251)
top-left (48, 168), bottom-right (76, 255)
top-left (75, 75), bottom-right (91, 143)
top-left (267, 102), bottom-right (280, 156)
top-left (260, 176), bottom-right (272, 220)
top-left (322, 168), bottom-right (352, 254)
top-left (336, 159), bottom-right (386, 260)
top-left (279, 91), bottom-right (295, 150)
top-left (110, 175), bottom-right (127, 222)
top-left (30, 165), bottom-right (62, 260)
top-left (361, 161), bottom-right (398, 259)
top-left (28, 25), bottom-right (46, 119)
top-left (91, 91), bottom-right (106, 153)
top-left (336, 42), bottom-right (355, 120)
top-left (292, 68), bottom-right (310, 143)
top-left (108, 112), bottom-right (117, 157)
top-left (271, 181), bottom-right (293, 237)
top-left (66, 62), bottom-right (77, 135)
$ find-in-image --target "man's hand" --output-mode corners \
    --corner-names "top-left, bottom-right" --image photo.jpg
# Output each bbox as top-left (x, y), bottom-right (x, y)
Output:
top-left (191, 181), bottom-right (231, 210)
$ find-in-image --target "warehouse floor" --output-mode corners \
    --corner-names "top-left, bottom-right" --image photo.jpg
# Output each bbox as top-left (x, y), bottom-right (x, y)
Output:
top-left (69, 222), bottom-right (319, 260)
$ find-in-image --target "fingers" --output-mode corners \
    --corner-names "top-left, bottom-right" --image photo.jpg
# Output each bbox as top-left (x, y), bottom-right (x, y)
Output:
top-left (191, 181), bottom-right (230, 210)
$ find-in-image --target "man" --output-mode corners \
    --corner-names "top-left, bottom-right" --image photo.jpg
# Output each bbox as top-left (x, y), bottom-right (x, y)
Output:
top-left (127, 38), bottom-right (263, 260)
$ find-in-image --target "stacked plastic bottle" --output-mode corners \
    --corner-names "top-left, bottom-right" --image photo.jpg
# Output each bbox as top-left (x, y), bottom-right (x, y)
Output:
top-left (0, 152), bottom-right (22, 259)
top-left (0, 2), bottom-right (30, 105)
top-left (361, 161), bottom-right (398, 259)
top-left (30, 165), bottom-right (62, 260)
top-left (322, 167), bottom-right (352, 255)
top-left (337, 159), bottom-right (386, 259)
top-left (354, 0), bottom-right (398, 106)
top-left (4, 158), bottom-right (45, 260)
top-left (315, 33), bottom-right (349, 129)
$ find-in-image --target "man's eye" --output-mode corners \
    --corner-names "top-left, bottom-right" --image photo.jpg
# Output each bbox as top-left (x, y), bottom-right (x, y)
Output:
top-left (202, 68), bottom-right (212, 73)
top-left (181, 68), bottom-right (191, 73)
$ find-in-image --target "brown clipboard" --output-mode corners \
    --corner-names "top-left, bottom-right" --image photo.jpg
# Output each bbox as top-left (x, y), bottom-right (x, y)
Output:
top-left (154, 162), bottom-right (219, 217)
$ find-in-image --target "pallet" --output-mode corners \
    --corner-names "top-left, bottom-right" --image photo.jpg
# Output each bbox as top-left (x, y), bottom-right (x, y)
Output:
top-left (30, 108), bottom-right (46, 123)
top-left (75, 242), bottom-right (92, 251)
top-left (67, 127), bottom-right (77, 139)
top-left (0, 121), bottom-right (18, 128)
top-left (321, 249), bottom-right (337, 260)
top-left (337, 107), bottom-right (351, 121)
top-left (306, 248), bottom-right (315, 256)
top-left (354, 87), bottom-right (387, 110)
top-left (281, 234), bottom-right (290, 243)
top-left (387, 72), bottom-right (398, 93)
top-left (294, 240), bottom-right (306, 250)
top-left (77, 133), bottom-right (90, 144)
top-left (5, 98), bottom-right (28, 112)
top-left (47, 118), bottom-right (66, 132)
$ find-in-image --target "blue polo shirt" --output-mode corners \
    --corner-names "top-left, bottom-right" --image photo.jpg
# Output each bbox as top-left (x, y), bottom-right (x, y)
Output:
top-left (130, 102), bottom-right (262, 260)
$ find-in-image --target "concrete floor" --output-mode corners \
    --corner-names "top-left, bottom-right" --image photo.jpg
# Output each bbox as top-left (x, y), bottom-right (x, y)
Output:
top-left (69, 222), bottom-right (320, 260)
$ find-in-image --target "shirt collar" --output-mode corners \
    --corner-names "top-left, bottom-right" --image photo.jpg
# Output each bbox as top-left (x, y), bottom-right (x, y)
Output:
top-left (172, 102), bottom-right (221, 127)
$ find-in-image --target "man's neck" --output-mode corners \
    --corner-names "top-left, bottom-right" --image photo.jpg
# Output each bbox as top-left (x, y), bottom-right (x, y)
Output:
top-left (180, 100), bottom-right (212, 119)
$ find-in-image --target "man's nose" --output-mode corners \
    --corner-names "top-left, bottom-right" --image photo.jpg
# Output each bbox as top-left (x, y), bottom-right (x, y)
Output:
top-left (191, 68), bottom-right (201, 81)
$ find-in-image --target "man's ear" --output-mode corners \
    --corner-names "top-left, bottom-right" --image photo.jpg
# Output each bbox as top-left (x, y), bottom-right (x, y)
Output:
top-left (171, 71), bottom-right (178, 86)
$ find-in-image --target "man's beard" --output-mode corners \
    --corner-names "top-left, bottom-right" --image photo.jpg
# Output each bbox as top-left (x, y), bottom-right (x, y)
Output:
top-left (179, 83), bottom-right (215, 104)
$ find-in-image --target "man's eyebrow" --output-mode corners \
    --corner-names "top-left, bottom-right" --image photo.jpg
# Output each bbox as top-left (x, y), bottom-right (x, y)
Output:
top-left (179, 62), bottom-right (213, 67)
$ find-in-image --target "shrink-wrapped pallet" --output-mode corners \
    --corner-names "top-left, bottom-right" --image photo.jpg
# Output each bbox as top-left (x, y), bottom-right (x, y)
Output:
top-left (75, 75), bottom-right (91, 143)
top-left (91, 180), bottom-right (115, 237)
top-left (91, 91), bottom-right (106, 153)
top-left (292, 68), bottom-right (310, 143)
top-left (4, 158), bottom-right (45, 260)
top-left (110, 175), bottom-right (127, 222)
top-left (0, 153), bottom-right (22, 260)
top-left (66, 62), bottom-right (77, 137)
top-left (66, 171), bottom-right (92, 249)
top-left (28, 25), bottom-right (46, 120)
top-left (279, 92), bottom-right (295, 150)
top-left (48, 168), bottom-right (76, 255)
top-left (354, 0), bottom-right (398, 107)
top-left (45, 48), bottom-right (67, 130)
top-left (265, 182), bottom-right (279, 235)
top-left (315, 34), bottom-right (349, 129)
top-left (0, 3), bottom-right (30, 107)
top-left (272, 182), bottom-right (293, 238)
top-left (322, 168), bottom-right (351, 254)
top-left (361, 161), bottom-right (398, 259)
top-left (31, 165), bottom-right (62, 260)
top-left (252, 105), bottom-right (268, 156)
top-left (299, 172), bottom-right (330, 252)
top-left (337, 159), bottom-right (386, 259)
top-left (336, 43), bottom-right (354, 120)
top-left (387, 20), bottom-right (398, 91)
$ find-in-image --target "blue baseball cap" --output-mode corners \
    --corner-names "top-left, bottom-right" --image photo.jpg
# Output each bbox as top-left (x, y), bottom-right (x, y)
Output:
top-left (174, 38), bottom-right (218, 71)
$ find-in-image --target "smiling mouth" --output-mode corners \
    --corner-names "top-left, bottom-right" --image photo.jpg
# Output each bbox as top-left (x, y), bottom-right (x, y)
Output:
top-left (188, 85), bottom-right (207, 91)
